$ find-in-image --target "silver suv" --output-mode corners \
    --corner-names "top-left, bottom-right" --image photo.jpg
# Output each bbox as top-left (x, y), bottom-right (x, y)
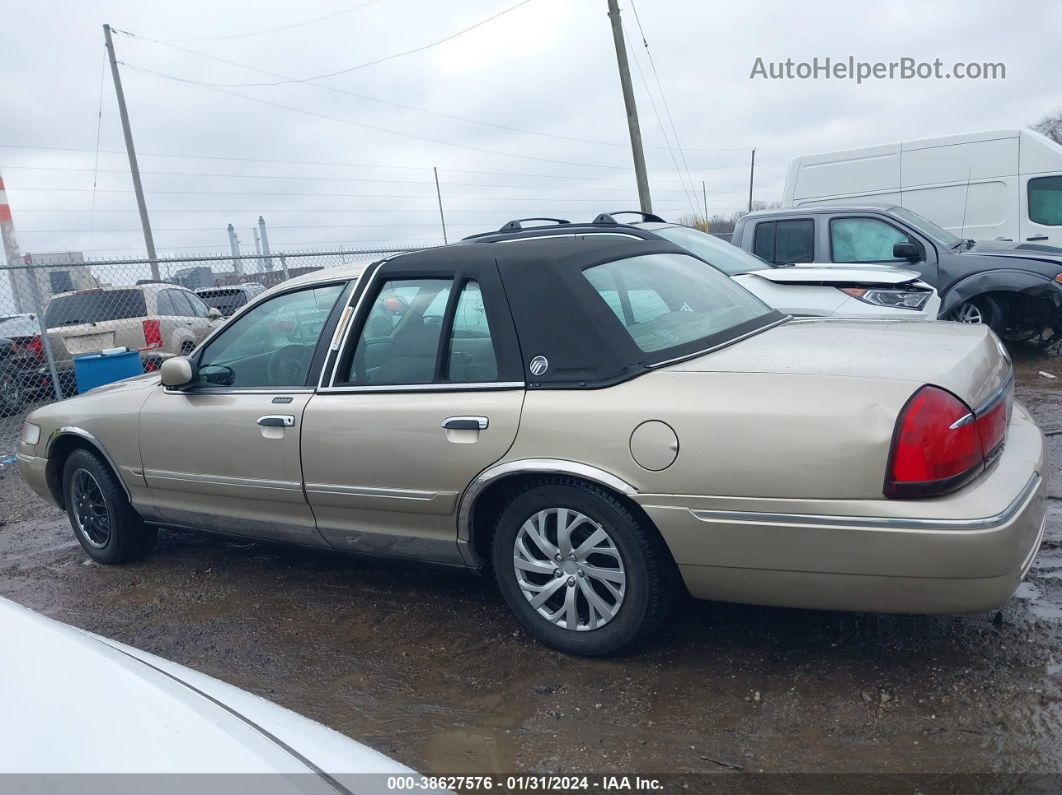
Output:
top-left (43, 282), bottom-right (221, 393)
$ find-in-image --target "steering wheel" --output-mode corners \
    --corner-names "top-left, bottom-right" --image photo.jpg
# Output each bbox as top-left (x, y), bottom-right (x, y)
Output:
top-left (267, 344), bottom-right (312, 386)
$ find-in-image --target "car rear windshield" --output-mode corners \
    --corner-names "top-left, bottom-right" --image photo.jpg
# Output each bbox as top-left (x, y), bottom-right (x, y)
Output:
top-left (582, 252), bottom-right (775, 354)
top-left (45, 290), bottom-right (147, 326)
top-left (197, 289), bottom-right (247, 312)
top-left (649, 225), bottom-right (771, 275)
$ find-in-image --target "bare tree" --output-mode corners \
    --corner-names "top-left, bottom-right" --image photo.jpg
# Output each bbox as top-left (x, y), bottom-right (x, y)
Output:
top-left (1031, 109), bottom-right (1062, 145)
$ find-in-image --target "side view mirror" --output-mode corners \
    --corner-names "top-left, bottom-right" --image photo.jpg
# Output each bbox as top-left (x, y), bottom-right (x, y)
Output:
top-left (207, 307), bottom-right (223, 320)
top-left (893, 241), bottom-right (921, 261)
top-left (160, 356), bottom-right (197, 389)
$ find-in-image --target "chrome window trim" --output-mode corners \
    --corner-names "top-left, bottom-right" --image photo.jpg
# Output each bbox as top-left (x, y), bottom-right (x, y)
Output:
top-left (678, 472), bottom-right (1040, 533)
top-left (164, 387), bottom-right (314, 396)
top-left (48, 426), bottom-right (131, 501)
top-left (456, 459), bottom-right (638, 567)
top-left (319, 261), bottom-right (383, 390)
top-left (646, 315), bottom-right (791, 369)
top-left (318, 381), bottom-right (524, 394)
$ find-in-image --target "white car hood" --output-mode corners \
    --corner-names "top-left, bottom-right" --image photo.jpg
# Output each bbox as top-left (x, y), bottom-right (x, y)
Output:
top-left (0, 598), bottom-right (410, 781)
top-left (745, 265), bottom-right (923, 286)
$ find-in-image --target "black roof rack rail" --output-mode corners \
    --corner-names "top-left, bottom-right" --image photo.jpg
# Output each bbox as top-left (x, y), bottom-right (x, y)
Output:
top-left (499, 217), bottom-right (571, 232)
top-left (593, 210), bottom-right (667, 225)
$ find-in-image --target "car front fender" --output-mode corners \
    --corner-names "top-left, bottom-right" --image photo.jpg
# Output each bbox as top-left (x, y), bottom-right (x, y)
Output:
top-left (939, 269), bottom-right (1062, 317)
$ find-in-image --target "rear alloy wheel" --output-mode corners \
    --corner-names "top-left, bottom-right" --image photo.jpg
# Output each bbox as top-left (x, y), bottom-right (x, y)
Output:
top-left (492, 480), bottom-right (676, 656)
top-left (0, 370), bottom-right (21, 417)
top-left (62, 449), bottom-right (156, 564)
top-left (950, 295), bottom-right (1004, 333)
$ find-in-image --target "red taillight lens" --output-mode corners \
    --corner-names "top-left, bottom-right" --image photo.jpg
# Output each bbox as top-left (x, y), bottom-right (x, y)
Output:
top-left (27, 335), bottom-right (44, 361)
top-left (142, 319), bottom-right (163, 349)
top-left (886, 386), bottom-right (982, 498)
top-left (974, 385), bottom-right (1012, 462)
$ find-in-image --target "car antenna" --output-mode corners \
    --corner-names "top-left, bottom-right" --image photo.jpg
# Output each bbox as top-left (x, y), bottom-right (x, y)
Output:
top-left (958, 165), bottom-right (973, 248)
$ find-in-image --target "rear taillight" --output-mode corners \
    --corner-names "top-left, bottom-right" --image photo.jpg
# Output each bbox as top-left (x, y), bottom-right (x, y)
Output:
top-left (886, 384), bottom-right (1011, 499)
top-left (142, 319), bottom-right (163, 349)
top-left (27, 335), bottom-right (44, 361)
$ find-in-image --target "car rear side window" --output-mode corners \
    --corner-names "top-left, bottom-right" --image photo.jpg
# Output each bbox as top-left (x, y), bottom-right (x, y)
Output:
top-left (582, 253), bottom-right (772, 353)
top-left (446, 281), bottom-right (497, 382)
top-left (45, 289), bottom-right (148, 326)
top-left (751, 220), bottom-right (814, 264)
top-left (1029, 176), bottom-right (1062, 226)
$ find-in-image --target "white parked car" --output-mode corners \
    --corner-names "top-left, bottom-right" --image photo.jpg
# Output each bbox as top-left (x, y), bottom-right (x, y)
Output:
top-left (466, 215), bottom-right (941, 320)
top-left (0, 597), bottom-right (411, 787)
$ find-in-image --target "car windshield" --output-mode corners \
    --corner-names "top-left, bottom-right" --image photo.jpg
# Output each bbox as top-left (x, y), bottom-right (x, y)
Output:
top-left (197, 289), bottom-right (247, 316)
top-left (44, 290), bottom-right (148, 326)
top-left (648, 225), bottom-right (771, 274)
top-left (890, 207), bottom-right (962, 248)
top-left (582, 252), bottom-right (776, 354)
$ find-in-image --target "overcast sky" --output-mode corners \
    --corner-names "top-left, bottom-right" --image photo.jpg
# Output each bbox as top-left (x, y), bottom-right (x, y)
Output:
top-left (1, 0), bottom-right (1059, 261)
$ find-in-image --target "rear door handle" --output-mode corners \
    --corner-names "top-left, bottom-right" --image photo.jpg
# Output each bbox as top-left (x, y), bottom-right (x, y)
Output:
top-left (258, 415), bottom-right (295, 428)
top-left (1027, 235), bottom-right (1049, 241)
top-left (441, 416), bottom-right (488, 431)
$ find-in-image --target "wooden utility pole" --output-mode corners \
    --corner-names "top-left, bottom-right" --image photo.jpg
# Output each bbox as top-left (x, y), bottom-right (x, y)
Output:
top-left (606, 0), bottom-right (652, 214)
top-left (747, 148), bottom-right (756, 213)
top-left (103, 24), bottom-right (158, 280)
top-left (702, 180), bottom-right (708, 224)
top-left (433, 167), bottom-right (448, 244)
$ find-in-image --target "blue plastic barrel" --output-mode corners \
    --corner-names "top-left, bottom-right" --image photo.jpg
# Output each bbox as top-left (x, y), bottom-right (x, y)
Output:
top-left (73, 350), bottom-right (143, 393)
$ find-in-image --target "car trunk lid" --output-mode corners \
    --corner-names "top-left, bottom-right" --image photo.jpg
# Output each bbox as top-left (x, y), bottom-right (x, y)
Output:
top-left (669, 318), bottom-right (1010, 410)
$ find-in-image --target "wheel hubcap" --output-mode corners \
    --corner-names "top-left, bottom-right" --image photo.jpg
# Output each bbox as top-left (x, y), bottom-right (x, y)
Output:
top-left (513, 507), bottom-right (626, 632)
top-left (70, 469), bottom-right (110, 548)
top-left (955, 302), bottom-right (984, 324)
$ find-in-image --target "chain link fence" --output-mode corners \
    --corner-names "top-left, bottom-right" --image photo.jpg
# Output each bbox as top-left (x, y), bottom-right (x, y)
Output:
top-left (0, 246), bottom-right (423, 453)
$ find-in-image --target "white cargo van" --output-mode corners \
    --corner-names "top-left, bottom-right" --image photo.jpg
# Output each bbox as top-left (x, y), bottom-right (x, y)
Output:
top-left (783, 129), bottom-right (1062, 247)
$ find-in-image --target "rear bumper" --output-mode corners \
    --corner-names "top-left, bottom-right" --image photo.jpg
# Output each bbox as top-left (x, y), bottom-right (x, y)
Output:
top-left (639, 401), bottom-right (1046, 614)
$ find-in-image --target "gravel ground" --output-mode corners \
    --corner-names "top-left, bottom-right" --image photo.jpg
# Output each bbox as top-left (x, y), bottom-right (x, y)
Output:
top-left (1, 350), bottom-right (1061, 780)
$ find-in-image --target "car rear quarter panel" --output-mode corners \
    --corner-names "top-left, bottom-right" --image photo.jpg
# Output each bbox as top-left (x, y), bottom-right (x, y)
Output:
top-left (506, 369), bottom-right (916, 501)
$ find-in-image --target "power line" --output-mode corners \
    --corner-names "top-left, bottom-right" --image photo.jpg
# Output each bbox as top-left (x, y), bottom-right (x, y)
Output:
top-left (0, 143), bottom-right (761, 177)
top-left (628, 0), bottom-right (698, 216)
top-left (167, 0), bottom-right (388, 43)
top-left (121, 61), bottom-right (648, 171)
top-left (122, 0), bottom-right (534, 88)
top-left (115, 27), bottom-right (754, 155)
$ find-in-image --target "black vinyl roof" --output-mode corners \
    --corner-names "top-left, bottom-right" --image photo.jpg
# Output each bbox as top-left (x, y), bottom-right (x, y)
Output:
top-left (376, 237), bottom-right (784, 389)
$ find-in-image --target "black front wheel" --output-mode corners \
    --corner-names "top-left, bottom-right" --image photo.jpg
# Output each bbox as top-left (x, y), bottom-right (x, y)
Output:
top-left (62, 449), bottom-right (156, 564)
top-left (0, 369), bottom-right (22, 417)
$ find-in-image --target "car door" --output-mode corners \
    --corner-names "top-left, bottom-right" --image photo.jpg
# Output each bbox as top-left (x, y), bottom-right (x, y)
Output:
top-left (138, 280), bottom-right (350, 546)
top-left (301, 259), bottom-right (524, 565)
top-left (827, 215), bottom-right (938, 282)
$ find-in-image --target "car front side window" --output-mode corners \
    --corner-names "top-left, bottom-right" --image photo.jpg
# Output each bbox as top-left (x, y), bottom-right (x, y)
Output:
top-left (346, 278), bottom-right (454, 385)
top-left (194, 284), bottom-right (344, 388)
top-left (831, 217), bottom-right (913, 262)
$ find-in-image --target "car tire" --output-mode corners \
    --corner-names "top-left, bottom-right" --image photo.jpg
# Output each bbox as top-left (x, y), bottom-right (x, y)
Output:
top-left (491, 478), bottom-right (677, 656)
top-left (950, 295), bottom-right (1005, 334)
top-left (0, 369), bottom-right (21, 417)
top-left (180, 341), bottom-right (196, 356)
top-left (62, 449), bottom-right (156, 564)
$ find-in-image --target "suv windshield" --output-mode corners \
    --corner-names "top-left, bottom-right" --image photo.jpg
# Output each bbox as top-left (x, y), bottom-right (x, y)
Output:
top-left (647, 225), bottom-right (771, 274)
top-left (45, 290), bottom-right (148, 326)
top-left (582, 252), bottom-right (775, 354)
top-left (890, 207), bottom-right (962, 248)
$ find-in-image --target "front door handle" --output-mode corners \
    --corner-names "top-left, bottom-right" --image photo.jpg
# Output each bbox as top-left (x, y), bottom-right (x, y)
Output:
top-left (441, 416), bottom-right (488, 431)
top-left (1027, 235), bottom-right (1049, 241)
top-left (258, 415), bottom-right (295, 428)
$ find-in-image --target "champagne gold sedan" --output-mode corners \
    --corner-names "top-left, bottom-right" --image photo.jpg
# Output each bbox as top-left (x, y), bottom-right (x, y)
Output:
top-left (17, 238), bottom-right (1046, 655)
